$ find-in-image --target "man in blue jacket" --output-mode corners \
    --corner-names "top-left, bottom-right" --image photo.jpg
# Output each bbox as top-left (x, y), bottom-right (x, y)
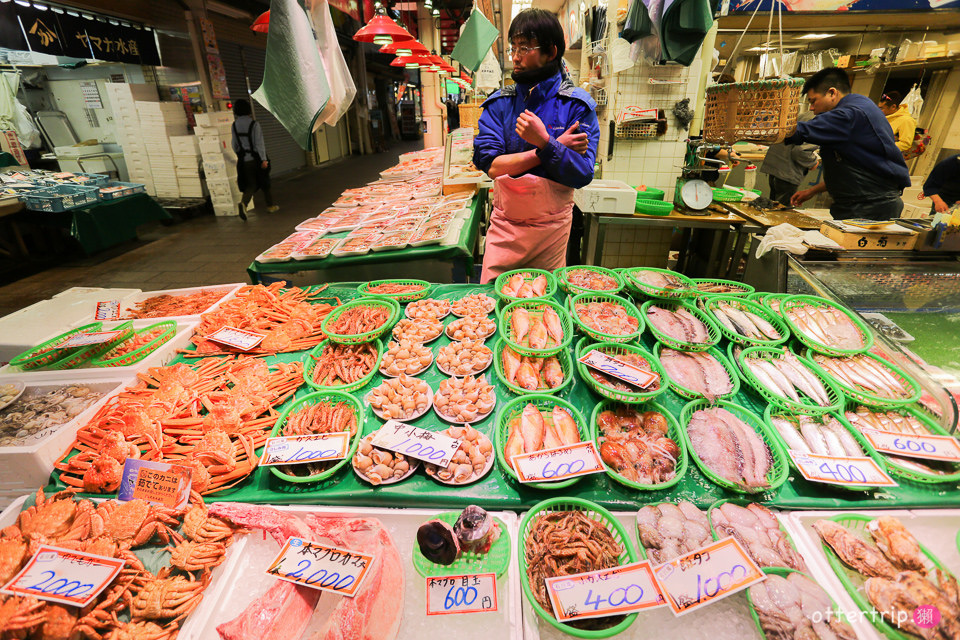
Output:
top-left (472, 8), bottom-right (599, 283)
top-left (787, 68), bottom-right (910, 221)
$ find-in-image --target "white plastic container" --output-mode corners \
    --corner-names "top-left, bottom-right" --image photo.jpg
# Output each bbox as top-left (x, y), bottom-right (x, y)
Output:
top-left (110, 283), bottom-right (244, 323)
top-left (574, 179), bottom-right (637, 214)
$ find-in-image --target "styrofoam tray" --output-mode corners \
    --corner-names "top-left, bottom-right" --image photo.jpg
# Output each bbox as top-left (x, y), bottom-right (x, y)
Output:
top-left (292, 237), bottom-right (343, 261)
top-left (111, 283), bottom-right (243, 322)
top-left (332, 241), bottom-right (373, 257)
top-left (0, 376), bottom-right (130, 508)
top-left (188, 504), bottom-right (522, 640)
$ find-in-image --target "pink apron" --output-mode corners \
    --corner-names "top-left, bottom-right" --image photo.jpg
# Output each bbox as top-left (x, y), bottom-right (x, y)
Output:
top-left (480, 174), bottom-right (575, 284)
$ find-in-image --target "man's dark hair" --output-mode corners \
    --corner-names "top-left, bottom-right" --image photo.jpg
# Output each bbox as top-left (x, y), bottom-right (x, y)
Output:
top-left (233, 99), bottom-right (252, 117)
top-left (879, 90), bottom-right (903, 107)
top-left (508, 8), bottom-right (565, 61)
top-left (802, 68), bottom-right (851, 96)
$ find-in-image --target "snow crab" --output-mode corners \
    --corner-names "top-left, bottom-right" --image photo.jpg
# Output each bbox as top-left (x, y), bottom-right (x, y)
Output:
top-left (181, 498), bottom-right (235, 543)
top-left (0, 595), bottom-right (46, 636)
top-left (127, 568), bottom-right (210, 622)
top-left (2, 488), bottom-right (93, 543)
top-left (166, 539), bottom-right (227, 572)
top-left (107, 620), bottom-right (179, 640)
top-left (89, 499), bottom-right (183, 550)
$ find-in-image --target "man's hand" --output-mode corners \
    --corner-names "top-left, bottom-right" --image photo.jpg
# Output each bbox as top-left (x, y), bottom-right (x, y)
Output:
top-left (791, 188), bottom-right (814, 208)
top-left (557, 122), bottom-right (588, 155)
top-left (932, 194), bottom-right (949, 213)
top-left (261, 160), bottom-right (269, 170)
top-left (516, 110), bottom-right (550, 149)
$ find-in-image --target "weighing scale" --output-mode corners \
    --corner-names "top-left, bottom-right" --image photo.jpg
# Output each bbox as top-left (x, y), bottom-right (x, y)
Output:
top-left (674, 140), bottom-right (731, 214)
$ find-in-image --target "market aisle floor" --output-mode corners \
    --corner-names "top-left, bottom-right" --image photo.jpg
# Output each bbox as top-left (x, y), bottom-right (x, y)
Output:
top-left (0, 141), bottom-right (423, 318)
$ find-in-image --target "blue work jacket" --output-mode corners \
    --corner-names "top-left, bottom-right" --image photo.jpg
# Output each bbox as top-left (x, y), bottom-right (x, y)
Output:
top-left (472, 72), bottom-right (600, 189)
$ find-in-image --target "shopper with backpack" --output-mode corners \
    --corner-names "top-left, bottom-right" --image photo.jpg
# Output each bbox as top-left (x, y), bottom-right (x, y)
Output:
top-left (231, 99), bottom-right (278, 220)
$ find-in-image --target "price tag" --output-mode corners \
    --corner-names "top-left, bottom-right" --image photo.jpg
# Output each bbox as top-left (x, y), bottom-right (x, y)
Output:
top-left (512, 441), bottom-right (605, 483)
top-left (370, 420), bottom-right (462, 467)
top-left (653, 537), bottom-right (765, 617)
top-left (94, 300), bottom-right (121, 321)
top-left (578, 350), bottom-right (658, 390)
top-left (265, 537), bottom-right (374, 597)
top-left (1, 545), bottom-right (125, 607)
top-left (260, 432), bottom-right (351, 467)
top-left (61, 330), bottom-right (124, 348)
top-left (426, 574), bottom-right (498, 615)
top-left (545, 561), bottom-right (666, 622)
top-left (118, 459), bottom-right (192, 510)
top-left (787, 450), bottom-right (898, 487)
top-left (206, 326), bottom-right (266, 351)
top-left (860, 428), bottom-right (960, 462)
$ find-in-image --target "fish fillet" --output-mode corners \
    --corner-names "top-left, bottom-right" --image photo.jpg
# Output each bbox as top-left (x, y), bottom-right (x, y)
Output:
top-left (687, 412), bottom-right (741, 484)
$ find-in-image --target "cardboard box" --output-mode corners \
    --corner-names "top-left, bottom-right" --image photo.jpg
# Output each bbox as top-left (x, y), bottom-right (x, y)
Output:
top-left (194, 112), bottom-right (234, 127)
top-left (819, 220), bottom-right (919, 251)
top-left (0, 131), bottom-right (28, 166)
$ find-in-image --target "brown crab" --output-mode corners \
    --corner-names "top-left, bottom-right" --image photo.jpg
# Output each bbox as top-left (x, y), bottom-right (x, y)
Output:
top-left (89, 500), bottom-right (183, 550)
top-left (0, 595), bottom-right (46, 636)
top-left (106, 620), bottom-right (179, 640)
top-left (2, 488), bottom-right (93, 543)
top-left (165, 539), bottom-right (227, 572)
top-left (0, 536), bottom-right (27, 585)
top-left (181, 497), bottom-right (234, 544)
top-left (127, 568), bottom-right (210, 622)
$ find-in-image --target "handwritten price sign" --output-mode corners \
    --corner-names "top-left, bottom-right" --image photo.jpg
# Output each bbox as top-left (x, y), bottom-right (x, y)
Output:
top-left (94, 300), bottom-right (121, 321)
top-left (512, 441), bottom-right (605, 483)
top-left (787, 450), bottom-right (897, 488)
top-left (206, 326), bottom-right (266, 351)
top-left (545, 561), bottom-right (665, 622)
top-left (370, 420), bottom-right (462, 467)
top-left (261, 432), bottom-right (351, 467)
top-left (61, 330), bottom-right (124, 348)
top-left (266, 537), bottom-right (374, 597)
top-left (653, 537), bottom-right (765, 616)
top-left (578, 350), bottom-right (658, 390)
top-left (860, 428), bottom-right (960, 463)
top-left (426, 574), bottom-right (497, 615)
top-left (1, 546), bottom-right (125, 607)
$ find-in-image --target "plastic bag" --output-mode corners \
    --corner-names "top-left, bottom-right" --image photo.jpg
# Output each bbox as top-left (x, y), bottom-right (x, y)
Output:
top-left (306, 0), bottom-right (356, 127)
top-left (476, 48), bottom-right (501, 92)
top-left (902, 83), bottom-right (923, 120)
top-left (0, 72), bottom-right (40, 149)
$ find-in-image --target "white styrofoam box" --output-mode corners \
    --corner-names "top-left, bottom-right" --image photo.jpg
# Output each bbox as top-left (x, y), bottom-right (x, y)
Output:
top-left (216, 122), bottom-right (233, 137)
top-left (106, 82), bottom-right (158, 102)
top-left (107, 284), bottom-right (243, 323)
top-left (175, 166), bottom-right (201, 179)
top-left (203, 159), bottom-right (236, 179)
top-left (0, 376), bottom-right (130, 507)
top-left (185, 505), bottom-right (521, 640)
top-left (574, 179), bottom-right (637, 214)
top-left (194, 125), bottom-right (220, 137)
top-left (169, 135), bottom-right (199, 156)
top-left (194, 111), bottom-right (234, 127)
top-left (198, 137), bottom-right (225, 156)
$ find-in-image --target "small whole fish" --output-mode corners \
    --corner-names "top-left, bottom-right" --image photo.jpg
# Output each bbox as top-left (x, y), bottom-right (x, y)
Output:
top-left (785, 302), bottom-right (864, 350)
top-left (531, 274), bottom-right (547, 297)
top-left (502, 273), bottom-right (524, 297)
top-left (528, 318), bottom-right (548, 349)
top-left (712, 301), bottom-right (781, 340)
top-left (542, 307), bottom-right (564, 343)
top-left (511, 308), bottom-right (530, 343)
top-left (770, 414), bottom-right (864, 457)
top-left (502, 346), bottom-right (522, 383)
top-left (744, 352), bottom-right (831, 407)
top-left (814, 354), bottom-right (911, 400)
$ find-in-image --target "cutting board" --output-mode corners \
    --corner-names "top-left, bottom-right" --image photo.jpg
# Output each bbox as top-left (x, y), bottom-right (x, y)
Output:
top-left (719, 202), bottom-right (824, 230)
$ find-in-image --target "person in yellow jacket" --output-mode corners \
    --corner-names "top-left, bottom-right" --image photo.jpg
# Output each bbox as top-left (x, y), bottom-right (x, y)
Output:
top-left (878, 91), bottom-right (916, 157)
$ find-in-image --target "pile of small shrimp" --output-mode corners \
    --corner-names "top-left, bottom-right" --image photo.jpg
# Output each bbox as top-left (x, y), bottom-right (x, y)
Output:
top-left (425, 425), bottom-right (492, 484)
top-left (575, 301), bottom-right (640, 336)
top-left (310, 342), bottom-right (378, 386)
top-left (566, 268), bottom-right (619, 291)
top-left (406, 298), bottom-right (451, 319)
top-left (328, 304), bottom-right (391, 335)
top-left (451, 294), bottom-right (496, 317)
top-left (276, 401), bottom-right (358, 478)
top-left (392, 318), bottom-right (443, 343)
top-left (437, 340), bottom-right (493, 376)
top-left (446, 315), bottom-right (496, 342)
top-left (366, 282), bottom-right (427, 295)
top-left (367, 374), bottom-right (431, 420)
top-left (433, 375), bottom-right (495, 423)
top-left (380, 340), bottom-right (433, 376)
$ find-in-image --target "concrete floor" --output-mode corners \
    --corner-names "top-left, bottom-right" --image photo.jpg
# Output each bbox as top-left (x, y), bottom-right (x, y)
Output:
top-left (0, 141), bottom-right (423, 318)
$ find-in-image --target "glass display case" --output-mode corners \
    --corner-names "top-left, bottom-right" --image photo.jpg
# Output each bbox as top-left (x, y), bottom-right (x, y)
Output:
top-left (786, 256), bottom-right (959, 433)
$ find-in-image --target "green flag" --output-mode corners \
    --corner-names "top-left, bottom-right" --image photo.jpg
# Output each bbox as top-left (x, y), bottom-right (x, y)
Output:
top-left (451, 9), bottom-right (499, 74)
top-left (253, 0), bottom-right (330, 151)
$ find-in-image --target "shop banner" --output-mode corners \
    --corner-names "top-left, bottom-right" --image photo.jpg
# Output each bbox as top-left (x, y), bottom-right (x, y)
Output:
top-left (0, 4), bottom-right (161, 65)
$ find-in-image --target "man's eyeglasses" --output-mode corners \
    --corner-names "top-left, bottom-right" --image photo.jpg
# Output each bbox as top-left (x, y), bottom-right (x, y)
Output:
top-left (508, 44), bottom-right (540, 56)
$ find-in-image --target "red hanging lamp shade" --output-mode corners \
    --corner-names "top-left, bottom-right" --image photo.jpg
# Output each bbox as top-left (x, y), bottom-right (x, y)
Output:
top-left (391, 55), bottom-right (433, 69)
top-left (380, 39), bottom-right (429, 56)
top-left (251, 10), bottom-right (270, 33)
top-left (353, 15), bottom-right (414, 45)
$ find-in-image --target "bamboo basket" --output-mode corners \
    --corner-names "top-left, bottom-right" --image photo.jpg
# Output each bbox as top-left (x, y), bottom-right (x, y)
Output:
top-left (704, 78), bottom-right (803, 145)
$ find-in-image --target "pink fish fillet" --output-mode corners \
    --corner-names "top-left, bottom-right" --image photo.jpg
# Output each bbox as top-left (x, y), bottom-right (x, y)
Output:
top-left (209, 503), bottom-right (320, 640)
top-left (306, 516), bottom-right (404, 640)
top-left (542, 307), bottom-right (563, 343)
top-left (512, 308), bottom-right (530, 342)
top-left (528, 319), bottom-right (548, 349)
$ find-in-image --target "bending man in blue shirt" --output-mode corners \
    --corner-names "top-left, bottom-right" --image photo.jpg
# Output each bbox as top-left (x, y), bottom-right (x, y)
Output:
top-left (472, 9), bottom-right (599, 283)
top-left (787, 68), bottom-right (910, 221)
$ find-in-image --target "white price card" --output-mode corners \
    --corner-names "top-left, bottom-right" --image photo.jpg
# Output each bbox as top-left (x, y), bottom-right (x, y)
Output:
top-left (512, 441), bottom-right (605, 483)
top-left (260, 432), bottom-right (351, 467)
top-left (578, 350), bottom-right (659, 390)
top-left (1, 545), bottom-right (125, 607)
top-left (545, 561), bottom-right (666, 622)
top-left (787, 450), bottom-right (898, 487)
top-left (265, 537), bottom-right (374, 597)
top-left (860, 427), bottom-right (960, 462)
top-left (426, 574), bottom-right (498, 615)
top-left (94, 300), bottom-right (121, 321)
top-left (370, 420), bottom-right (462, 467)
top-left (206, 326), bottom-right (266, 351)
top-left (653, 537), bottom-right (765, 617)
top-left (61, 330), bottom-right (124, 348)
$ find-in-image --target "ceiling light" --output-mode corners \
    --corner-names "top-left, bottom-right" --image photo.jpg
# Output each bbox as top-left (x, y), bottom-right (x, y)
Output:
top-left (381, 39), bottom-right (429, 56)
top-left (354, 15), bottom-right (415, 45)
top-left (432, 8), bottom-right (440, 16)
top-left (796, 33), bottom-right (835, 40)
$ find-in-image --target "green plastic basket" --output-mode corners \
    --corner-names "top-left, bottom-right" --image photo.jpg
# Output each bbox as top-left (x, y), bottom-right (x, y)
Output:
top-left (691, 279), bottom-right (755, 298)
top-left (575, 339), bottom-right (667, 403)
top-left (494, 268), bottom-right (558, 304)
top-left (554, 266), bottom-right (625, 295)
top-left (267, 390), bottom-right (364, 484)
top-left (622, 267), bottom-right (697, 300)
top-left (838, 404), bottom-right (960, 484)
top-left (48, 321), bottom-right (135, 370)
top-left (780, 295), bottom-right (873, 357)
top-left (303, 339), bottom-right (384, 392)
top-left (634, 199), bottom-right (674, 216)
top-left (653, 343), bottom-right (740, 401)
top-left (499, 299), bottom-right (573, 357)
top-left (759, 293), bottom-right (791, 316)
top-left (805, 350), bottom-right (921, 409)
top-left (321, 297), bottom-right (400, 345)
top-left (707, 500), bottom-right (806, 569)
top-left (91, 321), bottom-right (176, 368)
top-left (495, 394), bottom-right (590, 491)
top-left (9, 322), bottom-right (103, 371)
top-left (492, 338), bottom-right (574, 396)
top-left (678, 398), bottom-right (789, 494)
top-left (591, 399), bottom-right (687, 491)
top-left (818, 514), bottom-right (951, 640)
top-left (737, 346), bottom-right (843, 415)
top-left (763, 406), bottom-right (891, 492)
top-left (357, 279), bottom-right (432, 302)
top-left (640, 300), bottom-right (720, 352)
top-left (712, 186), bottom-right (761, 202)
top-left (569, 293), bottom-right (644, 343)
top-left (746, 567), bottom-right (856, 639)
top-left (412, 511), bottom-right (512, 578)
top-left (704, 296), bottom-right (790, 347)
top-left (634, 186), bottom-right (665, 201)
top-left (518, 498), bottom-right (638, 639)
